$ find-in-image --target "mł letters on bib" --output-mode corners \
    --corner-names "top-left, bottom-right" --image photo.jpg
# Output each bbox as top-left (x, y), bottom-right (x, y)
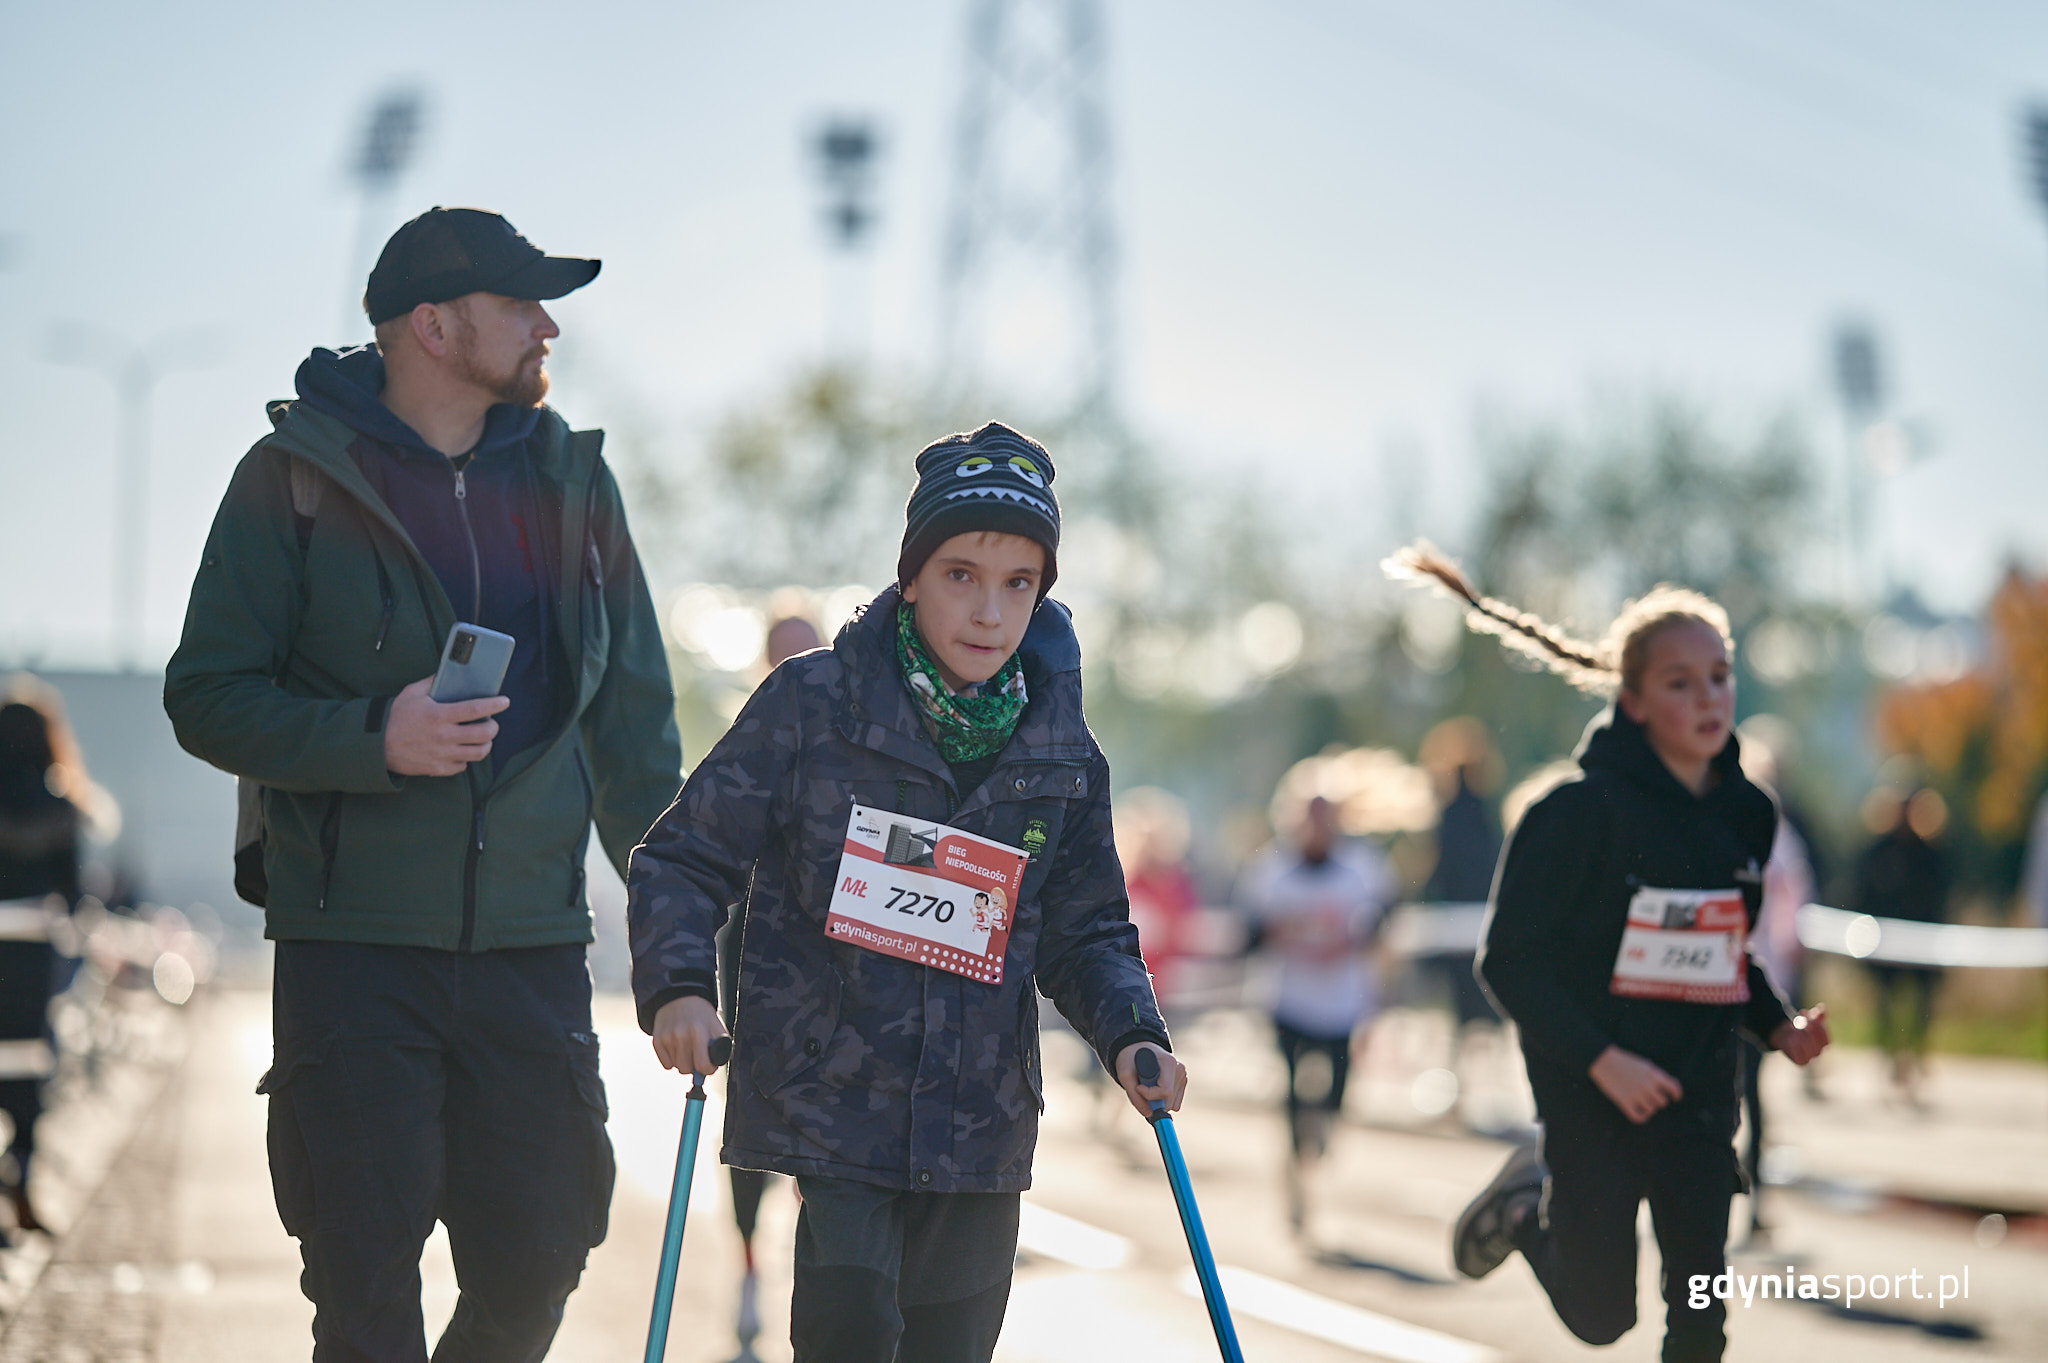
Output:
top-left (1609, 886), bottom-right (1750, 1004)
top-left (826, 804), bottom-right (1029, 984)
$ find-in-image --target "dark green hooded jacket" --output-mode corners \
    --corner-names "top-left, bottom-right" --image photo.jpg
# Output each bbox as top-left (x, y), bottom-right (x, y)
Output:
top-left (164, 397), bottom-right (681, 951)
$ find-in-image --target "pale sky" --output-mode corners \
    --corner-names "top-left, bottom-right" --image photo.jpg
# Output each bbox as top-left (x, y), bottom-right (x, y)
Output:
top-left (4, 0), bottom-right (2045, 668)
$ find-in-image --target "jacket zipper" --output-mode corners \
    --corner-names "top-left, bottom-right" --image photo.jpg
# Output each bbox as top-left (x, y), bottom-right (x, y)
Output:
top-left (372, 557), bottom-right (395, 651)
top-left (315, 793), bottom-right (344, 911)
top-left (460, 798), bottom-right (486, 951)
top-left (452, 456), bottom-right (482, 621)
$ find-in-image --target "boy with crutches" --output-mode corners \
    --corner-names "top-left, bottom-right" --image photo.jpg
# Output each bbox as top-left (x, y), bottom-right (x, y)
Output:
top-left (627, 423), bottom-right (1187, 1362)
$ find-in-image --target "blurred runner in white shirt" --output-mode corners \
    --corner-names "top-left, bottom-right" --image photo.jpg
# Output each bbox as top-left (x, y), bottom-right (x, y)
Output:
top-left (1237, 795), bottom-right (1395, 1238)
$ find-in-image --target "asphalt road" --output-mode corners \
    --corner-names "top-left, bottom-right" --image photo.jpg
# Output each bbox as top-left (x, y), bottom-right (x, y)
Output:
top-left (9, 988), bottom-right (2039, 1363)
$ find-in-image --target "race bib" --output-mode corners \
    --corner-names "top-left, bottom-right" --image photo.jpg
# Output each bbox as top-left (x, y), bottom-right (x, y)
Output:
top-left (826, 804), bottom-right (1029, 985)
top-left (1609, 886), bottom-right (1750, 1004)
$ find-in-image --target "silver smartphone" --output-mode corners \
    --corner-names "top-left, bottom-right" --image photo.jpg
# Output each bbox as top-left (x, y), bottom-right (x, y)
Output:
top-left (429, 623), bottom-right (516, 703)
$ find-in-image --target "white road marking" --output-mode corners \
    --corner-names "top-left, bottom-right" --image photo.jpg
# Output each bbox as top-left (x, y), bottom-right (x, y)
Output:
top-left (1182, 1266), bottom-right (1500, 1363)
top-left (1017, 1202), bottom-right (1136, 1270)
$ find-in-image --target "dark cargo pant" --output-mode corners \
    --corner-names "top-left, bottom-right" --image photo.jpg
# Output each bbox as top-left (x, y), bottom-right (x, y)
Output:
top-left (1518, 1094), bottom-right (1740, 1363)
top-left (261, 942), bottom-right (614, 1363)
top-left (789, 1175), bottom-right (1019, 1363)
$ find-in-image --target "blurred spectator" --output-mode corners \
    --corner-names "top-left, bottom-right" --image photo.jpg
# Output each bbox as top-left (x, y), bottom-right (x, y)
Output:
top-left (1850, 784), bottom-right (1952, 1105)
top-left (1734, 719), bottom-right (1820, 1240)
top-left (1113, 786), bottom-right (1201, 1016)
top-left (764, 614), bottom-right (824, 670)
top-left (0, 677), bottom-right (111, 1239)
top-left (716, 609), bottom-right (825, 1359)
top-left (1237, 794), bottom-right (1395, 1239)
top-left (1417, 718), bottom-right (1505, 1031)
top-left (2021, 793), bottom-right (2048, 929)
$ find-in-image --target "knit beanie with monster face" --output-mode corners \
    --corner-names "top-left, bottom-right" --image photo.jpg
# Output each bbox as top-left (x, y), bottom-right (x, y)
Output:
top-left (896, 422), bottom-right (1061, 597)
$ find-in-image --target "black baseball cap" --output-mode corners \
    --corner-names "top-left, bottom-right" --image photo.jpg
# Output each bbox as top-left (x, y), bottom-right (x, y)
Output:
top-left (364, 207), bottom-right (600, 325)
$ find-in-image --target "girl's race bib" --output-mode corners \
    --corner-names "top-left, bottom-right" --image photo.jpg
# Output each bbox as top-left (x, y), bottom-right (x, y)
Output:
top-left (1609, 886), bottom-right (1750, 1004)
top-left (826, 804), bottom-right (1029, 985)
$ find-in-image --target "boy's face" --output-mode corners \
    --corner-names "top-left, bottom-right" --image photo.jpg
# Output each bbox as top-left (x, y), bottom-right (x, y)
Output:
top-left (902, 531), bottom-right (1045, 692)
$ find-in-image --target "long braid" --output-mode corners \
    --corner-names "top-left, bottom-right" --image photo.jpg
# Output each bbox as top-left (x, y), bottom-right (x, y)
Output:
top-left (1381, 542), bottom-right (1619, 694)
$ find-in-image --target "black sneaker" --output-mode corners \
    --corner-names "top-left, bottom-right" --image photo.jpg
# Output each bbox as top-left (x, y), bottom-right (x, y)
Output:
top-left (1452, 1142), bottom-right (1544, 1279)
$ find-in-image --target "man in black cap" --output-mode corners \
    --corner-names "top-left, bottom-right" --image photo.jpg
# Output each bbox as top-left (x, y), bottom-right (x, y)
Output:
top-left (167, 208), bottom-right (682, 1361)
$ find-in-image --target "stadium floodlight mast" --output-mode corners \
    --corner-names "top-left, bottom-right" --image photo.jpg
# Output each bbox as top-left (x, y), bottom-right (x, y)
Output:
top-left (343, 89), bottom-right (425, 341)
top-left (810, 118), bottom-right (884, 360)
top-left (814, 119), bottom-right (881, 249)
top-left (2026, 106), bottom-right (2048, 247)
top-left (47, 324), bottom-right (218, 671)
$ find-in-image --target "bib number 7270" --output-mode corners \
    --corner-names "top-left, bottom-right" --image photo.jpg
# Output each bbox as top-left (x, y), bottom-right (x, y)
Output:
top-left (880, 885), bottom-right (956, 923)
top-left (826, 804), bottom-right (1029, 984)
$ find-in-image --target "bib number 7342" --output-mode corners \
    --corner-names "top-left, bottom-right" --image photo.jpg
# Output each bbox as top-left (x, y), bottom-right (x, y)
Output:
top-left (1609, 886), bottom-right (1750, 1005)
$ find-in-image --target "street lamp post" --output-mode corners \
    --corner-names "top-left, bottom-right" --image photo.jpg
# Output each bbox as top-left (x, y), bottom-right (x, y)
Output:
top-left (2024, 106), bottom-right (2048, 234)
top-left (1830, 321), bottom-right (1884, 603)
top-left (49, 325), bottom-right (215, 671)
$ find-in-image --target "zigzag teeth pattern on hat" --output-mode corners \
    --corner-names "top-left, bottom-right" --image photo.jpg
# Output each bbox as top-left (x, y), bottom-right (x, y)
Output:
top-left (943, 487), bottom-right (1054, 516)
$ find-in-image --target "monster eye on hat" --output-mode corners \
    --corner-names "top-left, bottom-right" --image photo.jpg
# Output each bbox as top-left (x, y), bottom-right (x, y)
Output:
top-left (364, 207), bottom-right (600, 325)
top-left (897, 422), bottom-right (1062, 597)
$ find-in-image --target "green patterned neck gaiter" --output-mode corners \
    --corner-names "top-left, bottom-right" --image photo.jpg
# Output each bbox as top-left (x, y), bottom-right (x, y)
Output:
top-left (894, 601), bottom-right (1029, 763)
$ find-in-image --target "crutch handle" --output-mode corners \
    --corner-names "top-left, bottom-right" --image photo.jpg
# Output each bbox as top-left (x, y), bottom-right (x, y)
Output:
top-left (1133, 1045), bottom-right (1168, 1121)
top-left (709, 1035), bottom-right (733, 1069)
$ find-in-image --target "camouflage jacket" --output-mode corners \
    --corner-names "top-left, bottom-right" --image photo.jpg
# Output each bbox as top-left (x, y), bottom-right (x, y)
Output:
top-left (627, 587), bottom-right (1166, 1193)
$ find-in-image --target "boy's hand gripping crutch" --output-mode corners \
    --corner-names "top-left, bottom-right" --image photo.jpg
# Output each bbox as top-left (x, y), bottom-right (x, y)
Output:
top-left (1134, 1047), bottom-right (1245, 1362)
top-left (644, 1034), bottom-right (734, 1363)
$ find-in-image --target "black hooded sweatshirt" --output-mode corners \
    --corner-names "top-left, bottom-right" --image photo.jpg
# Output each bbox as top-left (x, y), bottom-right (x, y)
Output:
top-left (293, 345), bottom-right (559, 766)
top-left (1479, 708), bottom-right (1791, 1115)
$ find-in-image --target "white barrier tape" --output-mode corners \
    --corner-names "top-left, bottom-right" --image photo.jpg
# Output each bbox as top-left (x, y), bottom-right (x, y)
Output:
top-left (1383, 903), bottom-right (1489, 958)
top-left (1796, 903), bottom-right (2048, 969)
top-left (1384, 901), bottom-right (2048, 970)
top-left (0, 906), bottom-right (55, 942)
top-left (0, 1039), bottom-right (55, 1079)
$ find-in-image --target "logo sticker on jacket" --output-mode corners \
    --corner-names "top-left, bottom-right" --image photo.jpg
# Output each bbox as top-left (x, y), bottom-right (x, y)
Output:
top-left (827, 804), bottom-right (1029, 985)
top-left (1020, 819), bottom-right (1049, 856)
top-left (1609, 886), bottom-right (1750, 1004)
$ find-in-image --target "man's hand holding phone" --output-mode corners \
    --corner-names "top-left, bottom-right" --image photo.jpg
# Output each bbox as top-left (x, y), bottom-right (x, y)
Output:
top-left (385, 677), bottom-right (509, 777)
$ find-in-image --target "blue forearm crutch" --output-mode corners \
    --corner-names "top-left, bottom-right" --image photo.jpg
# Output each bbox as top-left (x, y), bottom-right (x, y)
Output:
top-left (1134, 1047), bottom-right (1245, 1363)
top-left (644, 1034), bottom-right (733, 1363)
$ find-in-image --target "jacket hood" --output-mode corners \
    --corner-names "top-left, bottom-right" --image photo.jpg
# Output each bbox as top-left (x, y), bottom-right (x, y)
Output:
top-left (835, 586), bottom-right (1092, 765)
top-left (838, 585), bottom-right (1082, 680)
top-left (293, 344), bottom-right (540, 460)
top-left (1575, 703), bottom-right (1747, 805)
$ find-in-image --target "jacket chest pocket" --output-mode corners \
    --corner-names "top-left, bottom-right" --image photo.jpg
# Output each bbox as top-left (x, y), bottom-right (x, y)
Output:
top-left (793, 776), bottom-right (945, 918)
top-left (983, 762), bottom-right (1090, 894)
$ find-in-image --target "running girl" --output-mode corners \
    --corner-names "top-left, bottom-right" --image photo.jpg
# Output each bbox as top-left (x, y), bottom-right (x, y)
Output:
top-left (1386, 545), bottom-right (1828, 1363)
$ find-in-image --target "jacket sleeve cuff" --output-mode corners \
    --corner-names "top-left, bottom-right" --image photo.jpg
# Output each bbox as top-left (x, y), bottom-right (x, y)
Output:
top-left (347, 699), bottom-right (404, 793)
top-left (1103, 1027), bottom-right (1171, 1072)
top-left (638, 975), bottom-right (719, 1034)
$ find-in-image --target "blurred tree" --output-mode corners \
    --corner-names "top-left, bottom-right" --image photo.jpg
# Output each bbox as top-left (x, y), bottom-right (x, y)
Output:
top-left (1427, 396), bottom-right (1821, 778)
top-left (1874, 566), bottom-right (2048, 904)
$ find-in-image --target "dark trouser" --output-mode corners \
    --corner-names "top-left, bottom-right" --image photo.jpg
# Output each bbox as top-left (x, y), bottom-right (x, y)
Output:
top-left (1738, 1040), bottom-right (1765, 1231)
top-left (1518, 1097), bottom-right (1739, 1363)
top-left (1869, 964), bottom-right (1939, 1056)
top-left (262, 942), bottom-right (614, 1363)
top-left (0, 939), bottom-right (56, 1191)
top-left (0, 1078), bottom-right (37, 1187)
top-left (1275, 1021), bottom-right (1352, 1156)
top-left (789, 1175), bottom-right (1019, 1363)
